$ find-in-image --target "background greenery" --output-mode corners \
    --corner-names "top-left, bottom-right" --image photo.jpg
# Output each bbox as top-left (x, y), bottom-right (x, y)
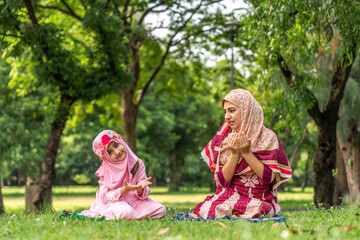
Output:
top-left (1, 0), bottom-right (360, 208)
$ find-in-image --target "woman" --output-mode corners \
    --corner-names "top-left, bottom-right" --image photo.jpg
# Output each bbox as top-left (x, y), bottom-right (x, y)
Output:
top-left (191, 89), bottom-right (292, 219)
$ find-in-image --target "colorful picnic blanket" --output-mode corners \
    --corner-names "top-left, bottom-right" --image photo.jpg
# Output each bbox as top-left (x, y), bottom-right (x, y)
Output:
top-left (58, 210), bottom-right (105, 221)
top-left (58, 210), bottom-right (286, 223)
top-left (172, 212), bottom-right (287, 223)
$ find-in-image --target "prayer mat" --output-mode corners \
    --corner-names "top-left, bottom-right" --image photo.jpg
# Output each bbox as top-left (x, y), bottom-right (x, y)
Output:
top-left (172, 212), bottom-right (287, 223)
top-left (58, 210), bottom-right (105, 221)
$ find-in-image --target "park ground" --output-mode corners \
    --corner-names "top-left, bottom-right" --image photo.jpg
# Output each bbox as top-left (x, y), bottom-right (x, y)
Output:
top-left (1, 186), bottom-right (360, 239)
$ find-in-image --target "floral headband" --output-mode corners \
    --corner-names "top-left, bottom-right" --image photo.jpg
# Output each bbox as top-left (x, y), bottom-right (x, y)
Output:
top-left (96, 130), bottom-right (122, 160)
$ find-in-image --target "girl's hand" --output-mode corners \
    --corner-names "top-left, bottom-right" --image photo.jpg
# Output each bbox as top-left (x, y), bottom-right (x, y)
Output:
top-left (136, 177), bottom-right (152, 196)
top-left (123, 177), bottom-right (152, 192)
top-left (136, 177), bottom-right (152, 189)
top-left (123, 179), bottom-right (139, 192)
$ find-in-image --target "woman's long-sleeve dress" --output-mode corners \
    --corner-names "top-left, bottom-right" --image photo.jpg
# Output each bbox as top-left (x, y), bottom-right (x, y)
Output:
top-left (191, 131), bottom-right (291, 219)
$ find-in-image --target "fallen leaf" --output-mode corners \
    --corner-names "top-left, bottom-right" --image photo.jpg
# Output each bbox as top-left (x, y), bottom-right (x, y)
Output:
top-left (345, 223), bottom-right (357, 231)
top-left (293, 224), bottom-right (302, 227)
top-left (216, 222), bottom-right (227, 229)
top-left (355, 213), bottom-right (359, 217)
top-left (284, 213), bottom-right (294, 216)
top-left (289, 228), bottom-right (298, 234)
top-left (268, 5), bottom-right (273, 15)
top-left (271, 223), bottom-right (280, 228)
top-left (156, 228), bottom-right (170, 235)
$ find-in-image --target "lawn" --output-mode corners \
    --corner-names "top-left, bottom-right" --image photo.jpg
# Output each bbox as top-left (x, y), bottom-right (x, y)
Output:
top-left (2, 186), bottom-right (313, 211)
top-left (1, 186), bottom-right (358, 239)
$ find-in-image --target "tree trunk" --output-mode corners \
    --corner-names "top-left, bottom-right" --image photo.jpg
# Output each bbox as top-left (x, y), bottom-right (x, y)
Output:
top-left (0, 185), bottom-right (4, 214)
top-left (301, 151), bottom-right (314, 191)
top-left (281, 127), bottom-right (291, 149)
top-left (277, 41), bottom-right (357, 207)
top-left (312, 44), bottom-right (357, 207)
top-left (169, 152), bottom-right (185, 192)
top-left (121, 86), bottom-right (139, 153)
top-left (313, 113), bottom-right (338, 207)
top-left (337, 119), bottom-right (360, 203)
top-left (33, 94), bottom-right (74, 210)
top-left (289, 128), bottom-right (307, 166)
top-left (17, 171), bottom-right (22, 186)
top-left (169, 129), bottom-right (186, 192)
top-left (333, 137), bottom-right (349, 205)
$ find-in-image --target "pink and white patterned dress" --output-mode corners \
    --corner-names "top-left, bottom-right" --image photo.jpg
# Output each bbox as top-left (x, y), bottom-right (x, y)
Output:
top-left (81, 159), bottom-right (166, 220)
top-left (80, 130), bottom-right (166, 220)
top-left (191, 89), bottom-right (292, 219)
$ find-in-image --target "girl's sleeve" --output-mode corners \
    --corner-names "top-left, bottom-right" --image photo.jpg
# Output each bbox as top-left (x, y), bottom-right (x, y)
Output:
top-left (97, 178), bottom-right (122, 204)
top-left (135, 160), bottom-right (150, 200)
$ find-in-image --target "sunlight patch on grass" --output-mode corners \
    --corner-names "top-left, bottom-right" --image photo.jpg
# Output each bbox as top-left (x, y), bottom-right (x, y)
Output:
top-left (2, 186), bottom-right (315, 211)
top-left (278, 192), bottom-right (313, 201)
top-left (3, 194), bottom-right (209, 211)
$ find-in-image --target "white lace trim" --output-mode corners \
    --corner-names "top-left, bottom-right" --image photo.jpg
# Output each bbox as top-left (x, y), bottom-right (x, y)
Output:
top-left (105, 189), bottom-right (119, 203)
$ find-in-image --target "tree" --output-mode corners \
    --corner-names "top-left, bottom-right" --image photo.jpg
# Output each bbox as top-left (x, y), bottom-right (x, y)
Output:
top-left (0, 58), bottom-right (53, 212)
top-left (243, 0), bottom-right (360, 207)
top-left (1, 0), bottom-right (128, 210)
top-left (136, 56), bottom-right (225, 190)
top-left (116, 0), bottom-right (234, 152)
top-left (23, 0), bottom-right (239, 156)
top-left (336, 57), bottom-right (360, 203)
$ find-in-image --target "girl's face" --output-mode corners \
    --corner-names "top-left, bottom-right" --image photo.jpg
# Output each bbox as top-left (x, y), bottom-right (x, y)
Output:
top-left (223, 101), bottom-right (242, 132)
top-left (107, 141), bottom-right (127, 162)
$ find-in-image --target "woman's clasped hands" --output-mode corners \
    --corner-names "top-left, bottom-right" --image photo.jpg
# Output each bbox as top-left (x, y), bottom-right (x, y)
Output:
top-left (227, 132), bottom-right (251, 155)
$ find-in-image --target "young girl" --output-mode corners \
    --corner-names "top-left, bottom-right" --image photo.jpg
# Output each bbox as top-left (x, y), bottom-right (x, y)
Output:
top-left (80, 130), bottom-right (166, 220)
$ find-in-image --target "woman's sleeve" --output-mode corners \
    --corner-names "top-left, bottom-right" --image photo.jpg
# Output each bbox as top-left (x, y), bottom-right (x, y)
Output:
top-left (134, 160), bottom-right (150, 200)
top-left (214, 169), bottom-right (231, 188)
top-left (254, 137), bottom-right (292, 189)
top-left (260, 164), bottom-right (273, 185)
top-left (97, 178), bottom-right (122, 204)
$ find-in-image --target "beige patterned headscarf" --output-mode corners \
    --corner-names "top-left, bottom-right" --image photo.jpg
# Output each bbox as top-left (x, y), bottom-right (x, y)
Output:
top-left (223, 89), bottom-right (278, 152)
top-left (201, 88), bottom-right (292, 189)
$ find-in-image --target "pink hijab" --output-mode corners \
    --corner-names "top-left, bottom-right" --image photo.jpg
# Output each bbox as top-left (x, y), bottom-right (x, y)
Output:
top-left (93, 130), bottom-right (138, 190)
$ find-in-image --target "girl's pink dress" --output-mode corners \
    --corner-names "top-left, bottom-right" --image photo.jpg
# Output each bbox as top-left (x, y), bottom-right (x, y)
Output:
top-left (80, 130), bottom-right (166, 220)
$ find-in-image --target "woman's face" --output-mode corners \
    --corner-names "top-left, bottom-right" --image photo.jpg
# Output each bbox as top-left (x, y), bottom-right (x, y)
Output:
top-left (223, 101), bottom-right (242, 132)
top-left (107, 141), bottom-right (127, 162)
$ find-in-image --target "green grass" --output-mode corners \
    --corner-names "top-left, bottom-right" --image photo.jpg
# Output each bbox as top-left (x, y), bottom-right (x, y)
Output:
top-left (1, 186), bottom-right (359, 239)
top-left (2, 186), bottom-right (314, 211)
top-left (0, 207), bottom-right (359, 239)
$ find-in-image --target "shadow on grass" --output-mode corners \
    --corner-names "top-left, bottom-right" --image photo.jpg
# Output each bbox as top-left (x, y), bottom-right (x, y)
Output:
top-left (3, 193), bottom-right (100, 198)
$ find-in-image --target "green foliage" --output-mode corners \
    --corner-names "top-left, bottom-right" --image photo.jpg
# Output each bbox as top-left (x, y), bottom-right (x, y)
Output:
top-left (243, 0), bottom-right (360, 107)
top-left (0, 206), bottom-right (360, 239)
top-left (1, 1), bottom-right (128, 101)
top-left (0, 0), bottom-right (130, 191)
top-left (137, 57), bottom-right (224, 187)
top-left (0, 60), bottom-right (50, 183)
top-left (72, 174), bottom-right (91, 185)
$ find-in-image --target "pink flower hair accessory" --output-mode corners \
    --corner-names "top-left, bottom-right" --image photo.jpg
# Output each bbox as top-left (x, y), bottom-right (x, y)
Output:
top-left (101, 134), bottom-right (111, 145)
top-left (100, 130), bottom-right (122, 145)
top-left (94, 130), bottom-right (122, 160)
top-left (92, 129), bottom-right (140, 190)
